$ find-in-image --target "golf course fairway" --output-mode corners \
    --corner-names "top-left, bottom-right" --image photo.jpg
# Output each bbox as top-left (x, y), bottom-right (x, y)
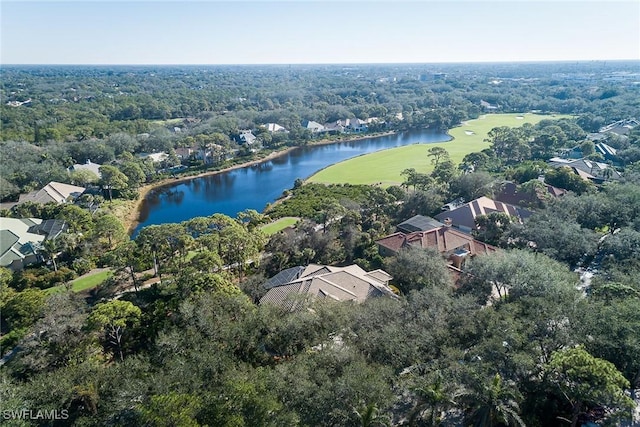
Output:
top-left (307, 113), bottom-right (568, 186)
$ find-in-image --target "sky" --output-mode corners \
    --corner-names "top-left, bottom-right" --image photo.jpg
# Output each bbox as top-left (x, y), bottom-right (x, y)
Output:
top-left (1, 0), bottom-right (639, 65)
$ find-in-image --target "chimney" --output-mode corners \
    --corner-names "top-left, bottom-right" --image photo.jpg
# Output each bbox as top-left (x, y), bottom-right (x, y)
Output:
top-left (444, 218), bottom-right (452, 228)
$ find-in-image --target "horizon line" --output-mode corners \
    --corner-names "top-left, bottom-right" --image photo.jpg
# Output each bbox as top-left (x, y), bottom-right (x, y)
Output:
top-left (2, 58), bottom-right (639, 67)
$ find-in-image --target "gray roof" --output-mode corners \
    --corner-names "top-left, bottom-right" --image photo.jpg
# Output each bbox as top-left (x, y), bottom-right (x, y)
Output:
top-left (18, 182), bottom-right (86, 205)
top-left (397, 215), bottom-right (444, 234)
top-left (260, 264), bottom-right (396, 310)
top-left (0, 218), bottom-right (46, 268)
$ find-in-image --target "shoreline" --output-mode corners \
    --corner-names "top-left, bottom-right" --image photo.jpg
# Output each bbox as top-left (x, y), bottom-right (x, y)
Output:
top-left (125, 130), bottom-right (396, 234)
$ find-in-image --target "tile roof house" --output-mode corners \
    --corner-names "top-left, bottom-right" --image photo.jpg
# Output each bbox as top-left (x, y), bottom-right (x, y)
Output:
top-left (547, 158), bottom-right (622, 183)
top-left (260, 264), bottom-right (396, 310)
top-left (16, 182), bottom-right (86, 206)
top-left (0, 217), bottom-right (67, 271)
top-left (435, 196), bottom-right (532, 233)
top-left (493, 181), bottom-right (567, 208)
top-left (376, 225), bottom-right (498, 269)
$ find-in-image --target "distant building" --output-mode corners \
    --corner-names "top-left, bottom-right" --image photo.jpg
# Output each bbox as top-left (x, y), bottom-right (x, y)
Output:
top-left (303, 120), bottom-right (325, 133)
top-left (262, 123), bottom-right (288, 133)
top-left (69, 160), bottom-right (102, 179)
top-left (598, 118), bottom-right (639, 136)
top-left (138, 152), bottom-right (169, 163)
top-left (237, 130), bottom-right (256, 145)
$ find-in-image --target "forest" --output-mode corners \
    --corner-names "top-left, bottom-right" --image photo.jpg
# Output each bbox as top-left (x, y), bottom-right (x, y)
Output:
top-left (1, 61), bottom-right (640, 426)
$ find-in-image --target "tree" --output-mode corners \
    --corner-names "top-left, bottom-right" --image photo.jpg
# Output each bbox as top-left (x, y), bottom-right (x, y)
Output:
top-left (427, 147), bottom-right (450, 169)
top-left (118, 161), bottom-right (146, 190)
top-left (1, 288), bottom-right (46, 330)
top-left (473, 212), bottom-right (515, 246)
top-left (69, 169), bottom-right (99, 187)
top-left (408, 370), bottom-right (463, 427)
top-left (544, 167), bottom-right (593, 195)
top-left (87, 300), bottom-right (141, 361)
top-left (546, 347), bottom-right (634, 427)
top-left (486, 126), bottom-right (531, 164)
top-left (384, 247), bottom-right (453, 294)
top-left (463, 373), bottom-right (525, 427)
top-left (57, 204), bottom-right (93, 234)
top-left (139, 392), bottom-right (201, 427)
top-left (93, 213), bottom-right (127, 249)
top-left (99, 164), bottom-right (128, 201)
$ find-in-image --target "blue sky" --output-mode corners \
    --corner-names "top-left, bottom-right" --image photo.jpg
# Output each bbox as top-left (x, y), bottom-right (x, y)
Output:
top-left (1, 1), bottom-right (638, 64)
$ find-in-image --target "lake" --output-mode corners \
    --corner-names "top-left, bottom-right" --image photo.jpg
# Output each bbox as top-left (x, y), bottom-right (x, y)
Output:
top-left (133, 129), bottom-right (450, 235)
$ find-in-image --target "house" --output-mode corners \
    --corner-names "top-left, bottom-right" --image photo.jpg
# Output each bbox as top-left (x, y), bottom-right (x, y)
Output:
top-left (238, 130), bottom-right (256, 145)
top-left (480, 100), bottom-right (499, 111)
top-left (434, 196), bottom-right (532, 233)
top-left (598, 118), bottom-right (639, 136)
top-left (396, 215), bottom-right (444, 234)
top-left (15, 182), bottom-right (86, 206)
top-left (0, 218), bottom-right (68, 271)
top-left (262, 123), bottom-right (288, 133)
top-left (595, 143), bottom-right (619, 163)
top-left (303, 120), bottom-right (325, 133)
top-left (138, 152), bottom-right (169, 163)
top-left (563, 142), bottom-right (619, 163)
top-left (260, 264), bottom-right (396, 310)
top-left (547, 158), bottom-right (622, 183)
top-left (376, 223), bottom-right (498, 269)
top-left (493, 181), bottom-right (567, 208)
top-left (68, 159), bottom-right (102, 179)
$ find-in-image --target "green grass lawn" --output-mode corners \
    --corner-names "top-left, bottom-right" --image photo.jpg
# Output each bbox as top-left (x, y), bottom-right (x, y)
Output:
top-left (45, 270), bottom-right (113, 295)
top-left (260, 217), bottom-right (299, 235)
top-left (308, 113), bottom-right (570, 186)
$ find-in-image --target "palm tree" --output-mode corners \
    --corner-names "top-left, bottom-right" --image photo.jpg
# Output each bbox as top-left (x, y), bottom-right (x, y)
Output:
top-left (409, 371), bottom-right (465, 427)
top-left (41, 238), bottom-right (60, 272)
top-left (353, 402), bottom-right (391, 427)
top-left (463, 374), bottom-right (525, 427)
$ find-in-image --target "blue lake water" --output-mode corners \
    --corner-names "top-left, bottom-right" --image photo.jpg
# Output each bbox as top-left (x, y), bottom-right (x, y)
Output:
top-left (133, 129), bottom-right (450, 235)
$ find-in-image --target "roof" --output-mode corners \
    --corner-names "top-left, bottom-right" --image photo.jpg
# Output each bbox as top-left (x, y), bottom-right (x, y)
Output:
top-left (0, 217), bottom-right (45, 268)
top-left (548, 158), bottom-right (622, 181)
top-left (28, 219), bottom-right (68, 240)
top-left (494, 181), bottom-right (567, 207)
top-left (18, 182), bottom-right (86, 205)
top-left (304, 120), bottom-right (325, 132)
top-left (263, 123), bottom-right (288, 133)
top-left (435, 197), bottom-right (532, 231)
top-left (376, 227), bottom-right (498, 257)
top-left (595, 142), bottom-right (617, 158)
top-left (69, 160), bottom-right (102, 178)
top-left (260, 263), bottom-right (396, 310)
top-left (138, 152), bottom-right (169, 162)
top-left (397, 215), bottom-right (444, 234)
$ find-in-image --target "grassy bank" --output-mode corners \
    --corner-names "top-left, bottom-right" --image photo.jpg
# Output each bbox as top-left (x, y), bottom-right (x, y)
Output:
top-left (260, 217), bottom-right (299, 235)
top-left (308, 113), bottom-right (569, 186)
top-left (46, 270), bottom-right (113, 295)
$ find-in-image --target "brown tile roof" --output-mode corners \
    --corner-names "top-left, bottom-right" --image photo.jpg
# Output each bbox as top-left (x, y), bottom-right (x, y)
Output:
top-left (494, 181), bottom-right (566, 206)
top-left (376, 226), bottom-right (498, 256)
